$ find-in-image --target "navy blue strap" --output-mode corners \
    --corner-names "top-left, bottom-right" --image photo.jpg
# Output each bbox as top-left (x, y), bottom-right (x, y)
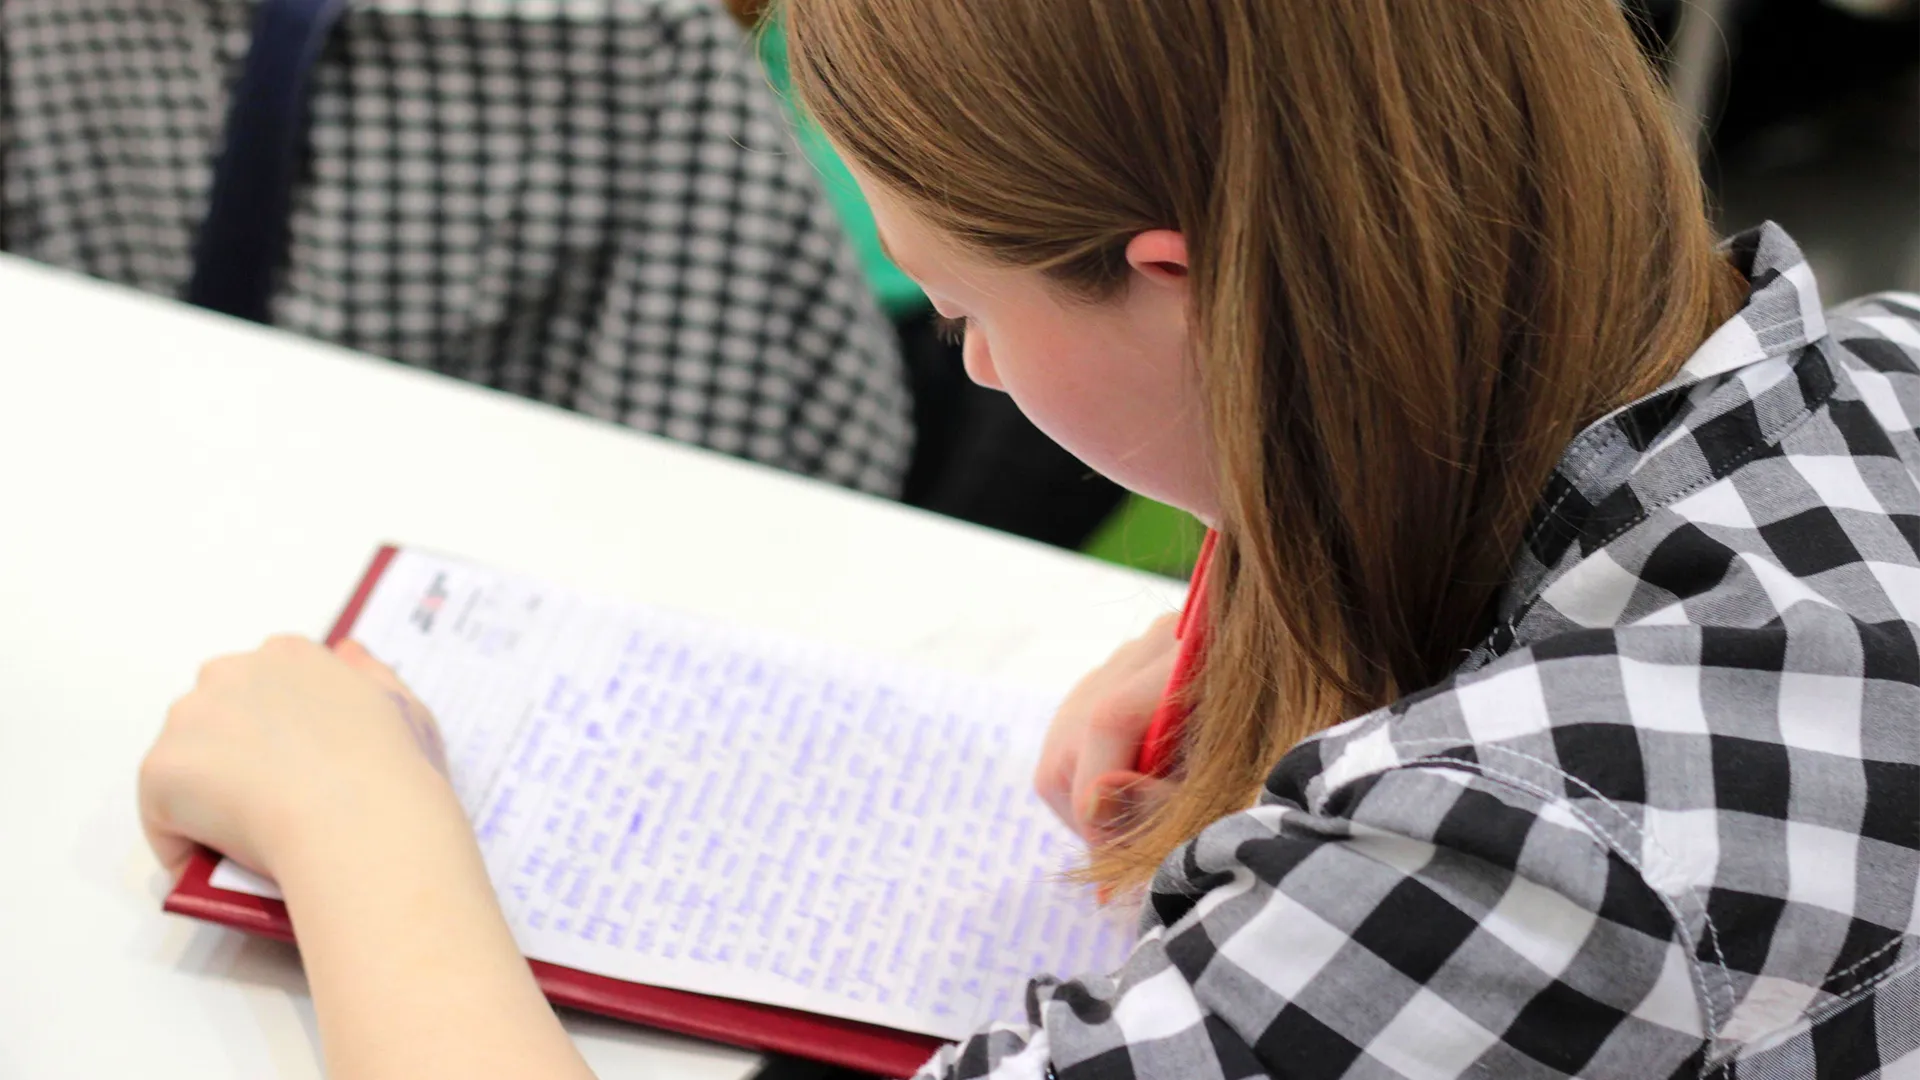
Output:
top-left (186, 0), bottom-right (350, 323)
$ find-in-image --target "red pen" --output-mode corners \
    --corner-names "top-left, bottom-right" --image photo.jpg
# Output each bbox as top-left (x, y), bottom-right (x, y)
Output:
top-left (1135, 529), bottom-right (1217, 777)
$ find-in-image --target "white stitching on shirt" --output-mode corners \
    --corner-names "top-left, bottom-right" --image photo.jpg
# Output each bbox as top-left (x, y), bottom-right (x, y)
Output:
top-left (1378, 742), bottom-right (1735, 1044)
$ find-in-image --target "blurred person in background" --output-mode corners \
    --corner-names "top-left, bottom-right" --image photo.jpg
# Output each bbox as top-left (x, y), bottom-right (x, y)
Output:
top-left (0, 0), bottom-right (913, 497)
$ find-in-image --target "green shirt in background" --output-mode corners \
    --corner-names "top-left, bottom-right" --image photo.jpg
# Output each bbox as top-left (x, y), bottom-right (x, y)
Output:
top-left (758, 22), bottom-right (929, 320)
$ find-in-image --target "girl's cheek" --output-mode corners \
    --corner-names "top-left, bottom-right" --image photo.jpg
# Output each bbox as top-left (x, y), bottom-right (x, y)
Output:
top-left (962, 331), bottom-right (1003, 390)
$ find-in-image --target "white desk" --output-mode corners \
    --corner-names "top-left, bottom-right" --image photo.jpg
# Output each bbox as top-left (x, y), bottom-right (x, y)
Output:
top-left (0, 255), bottom-right (1184, 1079)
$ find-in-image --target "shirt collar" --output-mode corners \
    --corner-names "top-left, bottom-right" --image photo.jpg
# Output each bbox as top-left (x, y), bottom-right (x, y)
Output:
top-left (1472, 222), bottom-right (1836, 666)
top-left (1669, 222), bottom-right (1827, 387)
top-left (1552, 220), bottom-right (1829, 482)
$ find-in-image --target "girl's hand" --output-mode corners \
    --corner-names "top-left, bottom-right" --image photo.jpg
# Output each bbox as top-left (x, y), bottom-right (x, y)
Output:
top-left (139, 636), bottom-right (455, 882)
top-left (144, 638), bottom-right (597, 1080)
top-left (1035, 613), bottom-right (1181, 842)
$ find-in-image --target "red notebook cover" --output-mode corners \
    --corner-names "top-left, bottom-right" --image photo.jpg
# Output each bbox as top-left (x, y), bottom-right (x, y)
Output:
top-left (163, 544), bottom-right (946, 1078)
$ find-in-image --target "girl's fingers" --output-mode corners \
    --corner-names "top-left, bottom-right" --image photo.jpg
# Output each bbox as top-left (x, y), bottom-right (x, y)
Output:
top-left (1037, 757), bottom-right (1076, 830)
top-left (142, 813), bottom-right (271, 882)
top-left (1068, 658), bottom-right (1179, 833)
top-left (336, 639), bottom-right (432, 715)
top-left (334, 639), bottom-right (404, 692)
top-left (334, 639), bottom-right (448, 772)
top-left (1087, 771), bottom-right (1175, 841)
top-left (137, 733), bottom-right (196, 879)
top-left (1035, 612), bottom-right (1185, 836)
top-left (140, 808), bottom-right (196, 881)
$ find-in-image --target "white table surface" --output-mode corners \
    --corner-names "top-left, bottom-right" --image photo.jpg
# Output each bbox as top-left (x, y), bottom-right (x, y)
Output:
top-left (0, 254), bottom-right (1184, 1080)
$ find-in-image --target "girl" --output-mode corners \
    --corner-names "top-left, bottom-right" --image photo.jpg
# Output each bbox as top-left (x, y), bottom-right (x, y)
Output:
top-left (139, 2), bottom-right (1920, 1078)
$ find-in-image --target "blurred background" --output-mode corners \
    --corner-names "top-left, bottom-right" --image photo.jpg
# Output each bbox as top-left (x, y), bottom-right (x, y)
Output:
top-left (2, 0), bottom-right (1915, 582)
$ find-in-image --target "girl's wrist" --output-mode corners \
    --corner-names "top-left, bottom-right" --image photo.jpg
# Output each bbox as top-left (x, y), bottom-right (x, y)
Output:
top-left (268, 764), bottom-right (477, 902)
top-left (262, 763), bottom-right (588, 1080)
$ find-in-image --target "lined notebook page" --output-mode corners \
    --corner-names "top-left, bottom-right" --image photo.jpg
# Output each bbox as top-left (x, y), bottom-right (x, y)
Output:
top-left (211, 548), bottom-right (1136, 1040)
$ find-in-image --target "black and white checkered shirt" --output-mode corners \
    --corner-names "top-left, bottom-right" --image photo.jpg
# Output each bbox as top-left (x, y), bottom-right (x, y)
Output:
top-left (0, 0), bottom-right (912, 496)
top-left (922, 225), bottom-right (1920, 1080)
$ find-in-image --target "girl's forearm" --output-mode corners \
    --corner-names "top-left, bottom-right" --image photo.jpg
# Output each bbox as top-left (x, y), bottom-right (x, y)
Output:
top-left (274, 788), bottom-right (597, 1080)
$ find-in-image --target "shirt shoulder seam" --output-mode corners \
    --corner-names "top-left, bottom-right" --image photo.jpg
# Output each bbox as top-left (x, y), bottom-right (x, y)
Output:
top-left (1359, 743), bottom-right (1736, 1047)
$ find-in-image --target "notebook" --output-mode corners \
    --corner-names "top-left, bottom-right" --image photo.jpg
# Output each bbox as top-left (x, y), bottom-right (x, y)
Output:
top-left (165, 545), bottom-right (1136, 1077)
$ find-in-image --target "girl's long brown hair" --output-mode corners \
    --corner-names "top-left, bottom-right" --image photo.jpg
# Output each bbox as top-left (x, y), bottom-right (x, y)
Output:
top-left (787, 0), bottom-right (1744, 890)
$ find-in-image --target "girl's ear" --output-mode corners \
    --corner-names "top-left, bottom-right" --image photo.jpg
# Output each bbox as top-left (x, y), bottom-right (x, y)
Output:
top-left (1124, 230), bottom-right (1190, 287)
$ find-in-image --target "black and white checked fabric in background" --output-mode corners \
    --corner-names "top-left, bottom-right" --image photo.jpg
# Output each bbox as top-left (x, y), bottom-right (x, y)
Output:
top-left (0, 0), bottom-right (912, 496)
top-left (921, 226), bottom-right (1920, 1080)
